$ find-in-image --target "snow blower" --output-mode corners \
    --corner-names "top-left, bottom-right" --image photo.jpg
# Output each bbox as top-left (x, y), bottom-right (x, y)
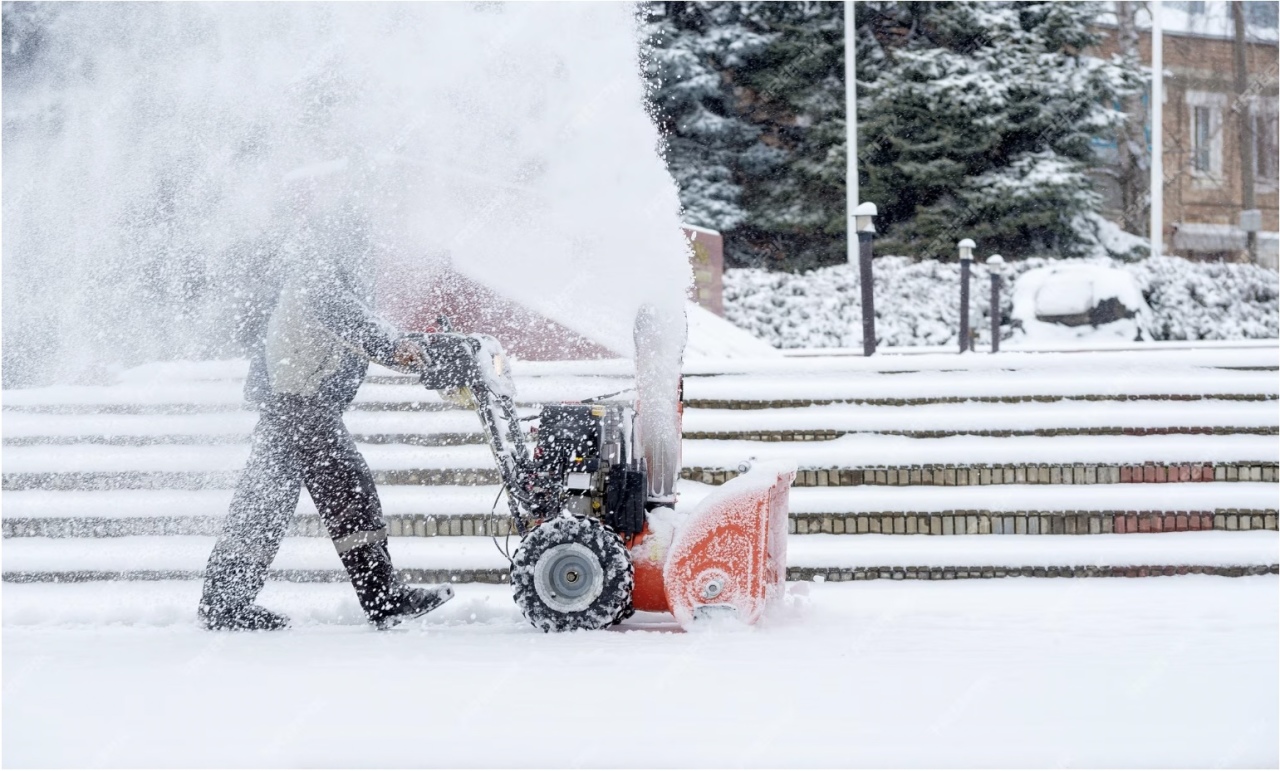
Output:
top-left (409, 308), bottom-right (794, 632)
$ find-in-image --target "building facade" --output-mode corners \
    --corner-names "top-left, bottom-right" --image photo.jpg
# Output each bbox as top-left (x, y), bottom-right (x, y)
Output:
top-left (1093, 1), bottom-right (1279, 267)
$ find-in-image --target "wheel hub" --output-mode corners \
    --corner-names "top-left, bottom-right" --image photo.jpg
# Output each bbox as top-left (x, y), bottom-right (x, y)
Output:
top-left (533, 542), bottom-right (604, 614)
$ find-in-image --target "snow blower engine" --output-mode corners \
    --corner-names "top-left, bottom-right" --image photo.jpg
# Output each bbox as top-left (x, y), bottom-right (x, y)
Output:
top-left (408, 311), bottom-right (794, 632)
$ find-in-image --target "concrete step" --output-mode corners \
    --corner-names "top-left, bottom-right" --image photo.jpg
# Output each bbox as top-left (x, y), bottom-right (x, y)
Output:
top-left (4, 532), bottom-right (1276, 583)
top-left (8, 425), bottom-right (1276, 447)
top-left (684, 393), bottom-right (1278, 409)
top-left (5, 508), bottom-right (1275, 539)
top-left (683, 426), bottom-right (1278, 441)
top-left (7, 392), bottom-right (1275, 415)
top-left (5, 459), bottom-right (1275, 491)
top-left (7, 564), bottom-right (1276, 584)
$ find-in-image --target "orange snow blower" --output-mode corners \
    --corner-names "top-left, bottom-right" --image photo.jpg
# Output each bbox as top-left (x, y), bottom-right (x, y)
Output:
top-left (408, 308), bottom-right (793, 632)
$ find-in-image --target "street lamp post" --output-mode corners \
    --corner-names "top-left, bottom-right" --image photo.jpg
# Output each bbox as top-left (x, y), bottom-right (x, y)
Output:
top-left (957, 238), bottom-right (975, 353)
top-left (986, 254), bottom-right (1004, 354)
top-left (855, 201), bottom-right (878, 356)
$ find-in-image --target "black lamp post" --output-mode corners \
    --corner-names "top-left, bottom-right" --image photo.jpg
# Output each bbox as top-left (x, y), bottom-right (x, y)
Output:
top-left (957, 238), bottom-right (975, 353)
top-left (855, 201), bottom-right (878, 357)
top-left (986, 254), bottom-right (1004, 354)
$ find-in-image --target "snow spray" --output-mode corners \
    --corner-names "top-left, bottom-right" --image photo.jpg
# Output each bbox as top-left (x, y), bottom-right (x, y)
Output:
top-left (2, 3), bottom-right (692, 386)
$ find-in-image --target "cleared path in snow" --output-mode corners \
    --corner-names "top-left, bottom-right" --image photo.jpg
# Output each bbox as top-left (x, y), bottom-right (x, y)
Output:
top-left (3, 578), bottom-right (1275, 767)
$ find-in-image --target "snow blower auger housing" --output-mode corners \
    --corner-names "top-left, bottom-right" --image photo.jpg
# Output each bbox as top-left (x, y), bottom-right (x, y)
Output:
top-left (409, 327), bottom-right (794, 633)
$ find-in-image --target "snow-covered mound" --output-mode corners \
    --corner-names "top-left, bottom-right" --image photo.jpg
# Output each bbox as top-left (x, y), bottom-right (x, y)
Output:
top-left (723, 256), bottom-right (1279, 349)
top-left (684, 301), bottom-right (780, 358)
top-left (1011, 264), bottom-right (1152, 342)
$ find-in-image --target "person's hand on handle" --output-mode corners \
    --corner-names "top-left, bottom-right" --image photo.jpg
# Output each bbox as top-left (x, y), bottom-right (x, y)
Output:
top-left (392, 337), bottom-right (430, 372)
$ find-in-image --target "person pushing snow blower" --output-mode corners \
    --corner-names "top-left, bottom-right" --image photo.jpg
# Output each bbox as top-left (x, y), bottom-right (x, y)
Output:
top-left (199, 156), bottom-right (796, 634)
top-left (199, 204), bottom-right (454, 631)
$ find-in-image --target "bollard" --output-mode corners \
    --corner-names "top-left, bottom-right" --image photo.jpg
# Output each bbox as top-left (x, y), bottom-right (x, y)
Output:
top-left (987, 254), bottom-right (1004, 354)
top-left (957, 239), bottom-right (975, 353)
top-left (855, 202), bottom-right (878, 356)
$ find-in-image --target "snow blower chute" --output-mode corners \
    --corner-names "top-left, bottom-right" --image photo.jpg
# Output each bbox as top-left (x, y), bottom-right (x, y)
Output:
top-left (409, 307), bottom-right (794, 632)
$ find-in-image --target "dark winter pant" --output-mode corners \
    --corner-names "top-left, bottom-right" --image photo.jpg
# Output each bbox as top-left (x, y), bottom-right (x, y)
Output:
top-left (200, 395), bottom-right (388, 613)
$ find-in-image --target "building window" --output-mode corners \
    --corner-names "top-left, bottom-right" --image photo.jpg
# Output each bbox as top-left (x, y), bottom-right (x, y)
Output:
top-left (1193, 106), bottom-right (1212, 172)
top-left (1186, 91), bottom-right (1226, 183)
top-left (1255, 98), bottom-right (1278, 191)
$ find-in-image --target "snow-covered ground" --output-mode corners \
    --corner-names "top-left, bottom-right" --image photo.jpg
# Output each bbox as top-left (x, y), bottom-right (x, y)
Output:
top-left (4, 578), bottom-right (1276, 767)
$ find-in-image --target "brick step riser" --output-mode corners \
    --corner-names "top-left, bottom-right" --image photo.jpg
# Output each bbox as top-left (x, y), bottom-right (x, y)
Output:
top-left (7, 426), bottom-right (1276, 448)
top-left (1, 469), bottom-right (501, 491)
top-left (1, 433), bottom-right (487, 448)
top-left (791, 564), bottom-right (1280, 581)
top-left (791, 510), bottom-right (1280, 535)
top-left (684, 427), bottom-right (1279, 441)
top-left (5, 510), bottom-right (1276, 538)
top-left (5, 392), bottom-right (1277, 416)
top-left (2, 402), bottom-right (503, 416)
top-left (684, 394), bottom-right (1278, 410)
top-left (6, 461), bottom-right (1276, 491)
top-left (692, 462), bottom-right (1278, 487)
top-left (4, 564), bottom-right (1277, 585)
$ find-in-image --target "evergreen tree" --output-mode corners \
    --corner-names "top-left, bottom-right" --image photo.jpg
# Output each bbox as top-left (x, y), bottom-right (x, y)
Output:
top-left (639, 3), bottom-right (773, 232)
top-left (640, 1), bottom-right (1142, 268)
top-left (857, 1), bottom-right (1142, 259)
top-left (731, 2), bottom-right (850, 270)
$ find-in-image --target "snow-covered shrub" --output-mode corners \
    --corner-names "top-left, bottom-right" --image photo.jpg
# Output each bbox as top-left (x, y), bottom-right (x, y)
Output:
top-left (723, 256), bottom-right (1278, 348)
top-left (724, 256), bottom-right (1001, 348)
top-left (1131, 257), bottom-right (1280, 340)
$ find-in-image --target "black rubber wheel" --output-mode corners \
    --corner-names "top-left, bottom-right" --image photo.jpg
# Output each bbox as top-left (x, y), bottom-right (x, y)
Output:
top-left (511, 515), bottom-right (634, 632)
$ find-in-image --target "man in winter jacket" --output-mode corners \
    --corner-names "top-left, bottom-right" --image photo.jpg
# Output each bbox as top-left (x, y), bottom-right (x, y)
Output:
top-left (199, 211), bottom-right (453, 631)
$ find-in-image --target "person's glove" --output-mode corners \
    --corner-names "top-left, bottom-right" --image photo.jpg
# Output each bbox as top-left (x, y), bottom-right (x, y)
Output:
top-left (392, 337), bottom-right (430, 372)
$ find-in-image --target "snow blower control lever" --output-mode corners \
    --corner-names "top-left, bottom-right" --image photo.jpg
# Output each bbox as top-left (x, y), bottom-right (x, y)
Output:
top-left (407, 329), bottom-right (794, 633)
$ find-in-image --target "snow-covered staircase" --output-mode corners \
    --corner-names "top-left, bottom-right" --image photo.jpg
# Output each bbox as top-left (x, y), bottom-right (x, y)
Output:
top-left (4, 345), bottom-right (1278, 584)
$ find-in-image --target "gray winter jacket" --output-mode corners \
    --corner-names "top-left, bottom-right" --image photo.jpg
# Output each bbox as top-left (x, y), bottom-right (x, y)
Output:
top-left (245, 269), bottom-right (402, 410)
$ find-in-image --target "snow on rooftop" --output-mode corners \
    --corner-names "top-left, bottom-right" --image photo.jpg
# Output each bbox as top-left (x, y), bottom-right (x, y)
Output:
top-left (1096, 0), bottom-right (1279, 43)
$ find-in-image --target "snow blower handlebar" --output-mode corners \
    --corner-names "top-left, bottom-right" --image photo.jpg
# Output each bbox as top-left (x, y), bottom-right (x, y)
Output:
top-left (406, 332), bottom-right (547, 531)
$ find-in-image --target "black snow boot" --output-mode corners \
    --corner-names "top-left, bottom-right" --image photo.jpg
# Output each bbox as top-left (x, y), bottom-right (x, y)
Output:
top-left (339, 539), bottom-right (454, 629)
top-left (198, 602), bottom-right (290, 631)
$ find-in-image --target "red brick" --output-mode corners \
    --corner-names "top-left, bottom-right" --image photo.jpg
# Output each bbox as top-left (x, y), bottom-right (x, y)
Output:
top-left (1164, 514), bottom-right (1177, 531)
top-left (1151, 516), bottom-right (1164, 532)
top-left (1176, 514), bottom-right (1188, 531)
top-left (1177, 566), bottom-right (1189, 575)
top-left (1128, 514), bottom-right (1139, 532)
top-left (1202, 464), bottom-right (1214, 482)
top-left (1144, 464), bottom-right (1156, 483)
top-left (1125, 568), bottom-right (1139, 578)
top-left (1202, 513), bottom-right (1214, 529)
top-left (1138, 567), bottom-right (1150, 577)
top-left (1178, 465), bottom-right (1191, 482)
top-left (1121, 465), bottom-right (1133, 483)
top-left (1139, 516), bottom-right (1152, 533)
top-left (1156, 465), bottom-right (1168, 483)
top-left (1191, 464), bottom-right (1203, 482)
top-left (1115, 515), bottom-right (1127, 534)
